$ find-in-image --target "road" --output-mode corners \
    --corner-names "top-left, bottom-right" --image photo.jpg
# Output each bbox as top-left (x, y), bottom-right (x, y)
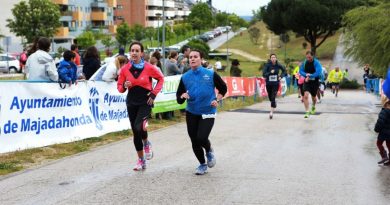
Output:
top-left (0, 90), bottom-right (388, 205)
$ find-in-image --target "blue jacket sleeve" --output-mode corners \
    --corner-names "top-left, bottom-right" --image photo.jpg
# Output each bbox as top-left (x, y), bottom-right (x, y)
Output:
top-left (310, 59), bottom-right (322, 78)
top-left (58, 66), bottom-right (72, 83)
top-left (383, 69), bottom-right (390, 98)
top-left (299, 61), bottom-right (307, 77)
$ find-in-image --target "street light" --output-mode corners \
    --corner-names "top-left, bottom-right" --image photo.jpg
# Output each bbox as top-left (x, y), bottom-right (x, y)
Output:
top-left (156, 13), bottom-right (162, 48)
top-left (226, 22), bottom-right (232, 68)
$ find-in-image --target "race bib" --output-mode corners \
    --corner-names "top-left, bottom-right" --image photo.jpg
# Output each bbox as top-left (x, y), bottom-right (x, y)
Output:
top-left (202, 113), bottom-right (217, 119)
top-left (269, 75), bottom-right (278, 82)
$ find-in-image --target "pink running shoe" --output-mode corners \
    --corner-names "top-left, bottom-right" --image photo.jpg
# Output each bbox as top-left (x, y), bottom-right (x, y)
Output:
top-left (133, 158), bottom-right (146, 171)
top-left (144, 142), bottom-right (153, 160)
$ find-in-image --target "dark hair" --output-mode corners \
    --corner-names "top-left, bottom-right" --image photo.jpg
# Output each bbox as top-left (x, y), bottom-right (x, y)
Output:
top-left (152, 50), bottom-right (162, 60)
top-left (119, 47), bottom-right (125, 55)
top-left (190, 49), bottom-right (204, 59)
top-left (83, 46), bottom-right (100, 60)
top-left (269, 53), bottom-right (277, 59)
top-left (180, 45), bottom-right (190, 53)
top-left (169, 51), bottom-right (178, 59)
top-left (232, 59), bottom-right (240, 66)
top-left (37, 37), bottom-right (51, 52)
top-left (129, 41), bottom-right (144, 52)
top-left (71, 44), bottom-right (78, 51)
top-left (27, 37), bottom-right (40, 56)
top-left (63, 50), bottom-right (76, 61)
top-left (306, 50), bottom-right (314, 56)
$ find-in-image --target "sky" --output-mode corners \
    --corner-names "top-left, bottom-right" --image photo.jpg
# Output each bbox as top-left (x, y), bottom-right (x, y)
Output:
top-left (210, 0), bottom-right (270, 16)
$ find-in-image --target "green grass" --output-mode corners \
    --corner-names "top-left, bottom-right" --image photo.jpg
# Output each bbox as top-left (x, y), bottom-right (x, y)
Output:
top-left (217, 21), bottom-right (340, 66)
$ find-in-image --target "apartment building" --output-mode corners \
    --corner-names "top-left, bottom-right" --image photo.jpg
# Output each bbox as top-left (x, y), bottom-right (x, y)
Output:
top-left (53, 0), bottom-right (117, 41)
top-left (115, 0), bottom-right (191, 28)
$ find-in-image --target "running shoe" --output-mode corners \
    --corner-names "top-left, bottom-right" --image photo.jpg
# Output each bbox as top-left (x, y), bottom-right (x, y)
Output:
top-left (206, 149), bottom-right (216, 168)
top-left (195, 164), bottom-right (208, 175)
top-left (269, 112), bottom-right (273, 119)
top-left (133, 158), bottom-right (146, 171)
top-left (310, 106), bottom-right (316, 115)
top-left (144, 141), bottom-right (153, 160)
top-left (304, 111), bottom-right (310, 118)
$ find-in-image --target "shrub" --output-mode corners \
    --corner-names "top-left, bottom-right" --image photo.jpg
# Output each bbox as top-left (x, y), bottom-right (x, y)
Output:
top-left (187, 39), bottom-right (210, 58)
top-left (340, 79), bottom-right (360, 89)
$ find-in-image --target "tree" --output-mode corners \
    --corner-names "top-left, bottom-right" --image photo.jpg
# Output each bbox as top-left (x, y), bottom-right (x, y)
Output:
top-left (6, 0), bottom-right (61, 43)
top-left (261, 0), bottom-right (359, 55)
top-left (280, 33), bottom-right (290, 62)
top-left (101, 34), bottom-right (115, 51)
top-left (248, 27), bottom-right (261, 44)
top-left (187, 39), bottom-right (210, 58)
top-left (343, 2), bottom-right (390, 76)
top-left (130, 24), bottom-right (145, 42)
top-left (0, 31), bottom-right (4, 53)
top-left (215, 12), bottom-right (229, 27)
top-left (116, 23), bottom-right (133, 48)
top-left (144, 27), bottom-right (156, 47)
top-left (75, 31), bottom-right (96, 49)
top-left (187, 3), bottom-right (213, 33)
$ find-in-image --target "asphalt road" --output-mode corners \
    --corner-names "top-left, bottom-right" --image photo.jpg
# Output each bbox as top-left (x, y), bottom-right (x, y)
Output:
top-left (0, 90), bottom-right (388, 205)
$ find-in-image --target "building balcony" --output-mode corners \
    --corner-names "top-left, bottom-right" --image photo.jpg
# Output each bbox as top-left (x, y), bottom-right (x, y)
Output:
top-left (91, 11), bottom-right (107, 21)
top-left (148, 0), bottom-right (175, 8)
top-left (53, 0), bottom-right (68, 5)
top-left (108, 25), bottom-right (117, 34)
top-left (107, 0), bottom-right (117, 7)
top-left (72, 11), bottom-right (83, 21)
top-left (146, 20), bottom-right (163, 28)
top-left (91, 2), bottom-right (107, 8)
top-left (147, 9), bottom-right (163, 17)
top-left (166, 10), bottom-right (175, 17)
top-left (175, 10), bottom-right (185, 16)
top-left (56, 27), bottom-right (69, 37)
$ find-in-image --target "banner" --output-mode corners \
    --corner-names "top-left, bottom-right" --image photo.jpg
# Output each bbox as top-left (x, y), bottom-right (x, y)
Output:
top-left (0, 76), bottom-right (184, 153)
top-left (222, 77), bottom-right (245, 97)
top-left (256, 77), bottom-right (287, 97)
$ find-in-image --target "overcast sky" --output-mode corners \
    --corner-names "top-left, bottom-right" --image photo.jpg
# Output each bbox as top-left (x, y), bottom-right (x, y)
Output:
top-left (210, 0), bottom-right (270, 16)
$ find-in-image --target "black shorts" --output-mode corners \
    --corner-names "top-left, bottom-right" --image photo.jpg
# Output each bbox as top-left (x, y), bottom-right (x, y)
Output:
top-left (332, 83), bottom-right (340, 88)
top-left (303, 81), bottom-right (319, 96)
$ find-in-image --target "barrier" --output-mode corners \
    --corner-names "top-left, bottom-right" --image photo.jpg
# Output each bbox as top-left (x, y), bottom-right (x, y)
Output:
top-left (0, 75), bottom-right (290, 153)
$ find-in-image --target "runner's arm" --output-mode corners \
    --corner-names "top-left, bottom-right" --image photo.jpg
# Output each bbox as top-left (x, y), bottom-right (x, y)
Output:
top-left (214, 72), bottom-right (227, 97)
top-left (176, 78), bottom-right (187, 104)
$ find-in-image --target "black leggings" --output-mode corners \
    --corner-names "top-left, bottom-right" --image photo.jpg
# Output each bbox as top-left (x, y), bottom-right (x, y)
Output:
top-left (127, 104), bottom-right (151, 151)
top-left (186, 111), bottom-right (215, 164)
top-left (266, 84), bottom-right (279, 108)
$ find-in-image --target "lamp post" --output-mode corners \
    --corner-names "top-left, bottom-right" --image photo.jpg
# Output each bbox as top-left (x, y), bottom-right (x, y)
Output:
top-left (162, 0), bottom-right (166, 74)
top-left (226, 22), bottom-right (231, 68)
top-left (156, 13), bottom-right (162, 48)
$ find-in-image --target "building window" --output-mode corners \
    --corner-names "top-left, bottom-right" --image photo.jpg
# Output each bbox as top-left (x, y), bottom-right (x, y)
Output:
top-left (117, 5), bottom-right (123, 9)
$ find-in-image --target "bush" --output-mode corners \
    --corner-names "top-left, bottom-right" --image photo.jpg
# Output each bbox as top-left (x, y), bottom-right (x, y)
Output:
top-left (187, 39), bottom-right (210, 58)
top-left (340, 79), bottom-right (360, 89)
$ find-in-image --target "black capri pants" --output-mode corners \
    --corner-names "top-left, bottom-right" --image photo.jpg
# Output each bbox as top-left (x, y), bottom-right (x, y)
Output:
top-left (127, 104), bottom-right (151, 151)
top-left (266, 84), bottom-right (279, 108)
top-left (186, 111), bottom-right (214, 164)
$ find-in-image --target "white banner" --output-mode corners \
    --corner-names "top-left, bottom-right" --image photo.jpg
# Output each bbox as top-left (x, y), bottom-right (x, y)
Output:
top-left (0, 76), bottom-right (183, 153)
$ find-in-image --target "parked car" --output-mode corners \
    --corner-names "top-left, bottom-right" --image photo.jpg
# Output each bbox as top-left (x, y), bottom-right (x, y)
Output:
top-left (204, 32), bottom-right (215, 40)
top-left (0, 54), bottom-right (21, 73)
top-left (103, 53), bottom-right (130, 64)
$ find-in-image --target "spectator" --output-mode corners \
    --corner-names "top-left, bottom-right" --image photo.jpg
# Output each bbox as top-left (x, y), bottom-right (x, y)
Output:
top-left (150, 56), bottom-right (163, 74)
top-left (178, 45), bottom-right (191, 74)
top-left (19, 48), bottom-right (27, 71)
top-left (152, 51), bottom-right (163, 74)
top-left (230, 59), bottom-right (242, 77)
top-left (102, 55), bottom-right (128, 82)
top-left (166, 51), bottom-right (181, 76)
top-left (25, 37), bottom-right (58, 81)
top-left (70, 44), bottom-right (81, 66)
top-left (214, 58), bottom-right (222, 71)
top-left (58, 50), bottom-right (77, 87)
top-left (119, 47), bottom-right (125, 56)
top-left (82, 46), bottom-right (101, 80)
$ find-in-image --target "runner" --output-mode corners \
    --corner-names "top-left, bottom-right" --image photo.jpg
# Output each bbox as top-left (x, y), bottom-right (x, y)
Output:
top-left (299, 51), bottom-right (322, 118)
top-left (262, 54), bottom-right (286, 119)
top-left (117, 42), bottom-right (164, 171)
top-left (328, 66), bottom-right (344, 97)
top-left (317, 66), bottom-right (328, 103)
top-left (176, 49), bottom-right (227, 175)
top-left (293, 62), bottom-right (302, 98)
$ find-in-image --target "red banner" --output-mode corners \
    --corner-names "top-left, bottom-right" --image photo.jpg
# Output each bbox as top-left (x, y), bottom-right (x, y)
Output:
top-left (256, 77), bottom-right (283, 97)
top-left (222, 77), bottom-right (245, 97)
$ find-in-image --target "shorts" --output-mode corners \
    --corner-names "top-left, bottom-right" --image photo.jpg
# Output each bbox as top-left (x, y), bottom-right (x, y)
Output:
top-left (303, 80), bottom-right (319, 96)
top-left (332, 83), bottom-right (340, 88)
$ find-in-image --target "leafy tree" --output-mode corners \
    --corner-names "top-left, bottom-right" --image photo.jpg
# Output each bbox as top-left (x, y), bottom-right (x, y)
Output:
top-left (261, 0), bottom-right (359, 55)
top-left (248, 27), bottom-right (261, 44)
top-left (75, 31), bottom-right (96, 49)
top-left (6, 0), bottom-right (61, 43)
top-left (187, 3), bottom-right (213, 33)
top-left (144, 27), bottom-right (156, 46)
top-left (116, 23), bottom-right (133, 48)
top-left (101, 34), bottom-right (115, 50)
top-left (343, 2), bottom-right (390, 76)
top-left (0, 31), bottom-right (4, 52)
top-left (187, 39), bottom-right (210, 58)
top-left (131, 24), bottom-right (145, 42)
top-left (215, 12), bottom-right (229, 27)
